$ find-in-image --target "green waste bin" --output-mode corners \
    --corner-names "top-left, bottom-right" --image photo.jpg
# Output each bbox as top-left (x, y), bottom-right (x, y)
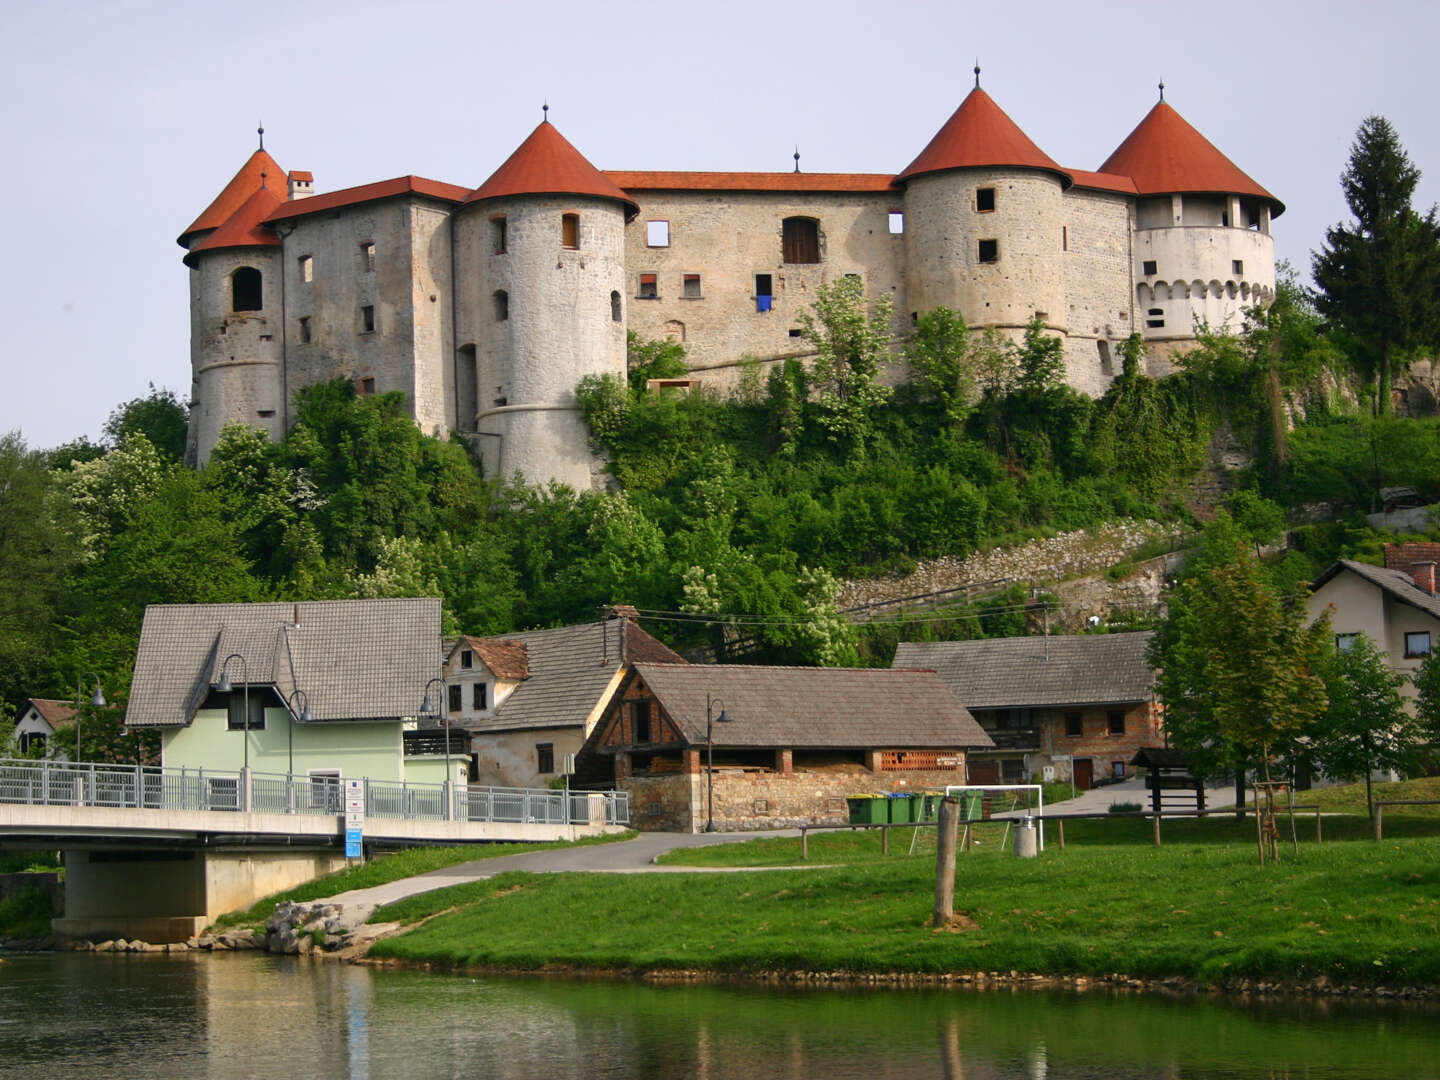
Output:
top-left (848, 795), bottom-right (887, 824)
top-left (918, 792), bottom-right (943, 822)
top-left (887, 793), bottom-right (913, 824)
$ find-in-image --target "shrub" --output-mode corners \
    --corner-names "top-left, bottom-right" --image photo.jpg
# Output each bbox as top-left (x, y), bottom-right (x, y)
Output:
top-left (1109, 801), bottom-right (1143, 814)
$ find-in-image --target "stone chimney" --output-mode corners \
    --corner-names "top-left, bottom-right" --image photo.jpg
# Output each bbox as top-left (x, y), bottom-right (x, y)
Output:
top-left (287, 171), bottom-right (315, 200)
top-left (1384, 543), bottom-right (1440, 594)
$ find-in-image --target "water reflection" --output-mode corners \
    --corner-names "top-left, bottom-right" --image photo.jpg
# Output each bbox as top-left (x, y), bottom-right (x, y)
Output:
top-left (0, 954), bottom-right (1436, 1079)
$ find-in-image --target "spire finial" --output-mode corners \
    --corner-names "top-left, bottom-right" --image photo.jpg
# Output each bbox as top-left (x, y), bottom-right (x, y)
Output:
top-left (257, 123), bottom-right (264, 151)
top-left (1158, 79), bottom-right (1165, 103)
top-left (974, 61), bottom-right (981, 89)
top-left (793, 146), bottom-right (801, 174)
top-left (260, 170), bottom-right (268, 190)
top-left (542, 100), bottom-right (549, 122)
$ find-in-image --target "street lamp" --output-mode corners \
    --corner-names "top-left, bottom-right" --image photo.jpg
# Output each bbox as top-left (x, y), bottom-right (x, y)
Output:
top-left (73, 672), bottom-right (105, 763)
top-left (285, 689), bottom-right (312, 777)
top-left (705, 693), bottom-right (732, 833)
top-left (420, 677), bottom-right (451, 787)
top-left (216, 653), bottom-right (251, 774)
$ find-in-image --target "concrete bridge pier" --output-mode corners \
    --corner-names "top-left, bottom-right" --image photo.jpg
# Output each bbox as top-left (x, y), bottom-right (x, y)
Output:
top-left (53, 846), bottom-right (348, 944)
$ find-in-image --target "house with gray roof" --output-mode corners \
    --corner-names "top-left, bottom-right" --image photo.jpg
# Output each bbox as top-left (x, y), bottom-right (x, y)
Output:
top-left (445, 610), bottom-right (686, 789)
top-left (893, 632), bottom-right (1161, 790)
top-left (1308, 551), bottom-right (1440, 706)
top-left (575, 662), bottom-right (992, 831)
top-left (126, 598), bottom-right (465, 795)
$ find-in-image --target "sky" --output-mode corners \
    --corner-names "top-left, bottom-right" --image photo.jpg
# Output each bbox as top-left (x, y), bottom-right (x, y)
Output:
top-left (3, 0), bottom-right (1438, 450)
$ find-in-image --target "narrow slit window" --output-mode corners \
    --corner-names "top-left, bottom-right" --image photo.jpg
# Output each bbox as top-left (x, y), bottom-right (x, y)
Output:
top-left (611, 290), bottom-right (622, 322)
top-left (755, 273), bottom-right (773, 312)
top-left (1062, 225), bottom-right (1068, 251)
top-left (493, 290), bottom-right (509, 321)
top-left (781, 217), bottom-right (820, 264)
top-left (491, 216), bottom-right (507, 255)
top-left (647, 220), bottom-right (670, 247)
top-left (231, 267), bottom-right (262, 312)
top-left (561, 213), bottom-right (580, 250)
top-left (298, 254), bottom-right (313, 282)
top-left (976, 187), bottom-right (995, 213)
top-left (1232, 259), bottom-right (1244, 275)
top-left (639, 273), bottom-right (658, 299)
top-left (977, 239), bottom-right (998, 264)
top-left (298, 316), bottom-right (312, 343)
top-left (361, 242), bottom-right (375, 272)
top-left (682, 273), bottom-right (701, 299)
top-left (360, 305), bottom-right (375, 333)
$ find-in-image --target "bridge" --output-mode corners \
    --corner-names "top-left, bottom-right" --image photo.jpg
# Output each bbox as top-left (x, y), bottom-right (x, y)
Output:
top-left (0, 758), bottom-right (629, 943)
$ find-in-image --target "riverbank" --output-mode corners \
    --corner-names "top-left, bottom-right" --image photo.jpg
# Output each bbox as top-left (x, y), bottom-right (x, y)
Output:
top-left (364, 817), bottom-right (1440, 994)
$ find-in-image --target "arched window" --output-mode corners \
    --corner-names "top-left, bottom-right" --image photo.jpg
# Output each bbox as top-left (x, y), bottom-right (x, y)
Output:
top-left (493, 290), bottom-right (509, 321)
top-left (561, 213), bottom-right (580, 250)
top-left (610, 291), bottom-right (622, 322)
top-left (782, 217), bottom-right (820, 264)
top-left (232, 267), bottom-right (262, 312)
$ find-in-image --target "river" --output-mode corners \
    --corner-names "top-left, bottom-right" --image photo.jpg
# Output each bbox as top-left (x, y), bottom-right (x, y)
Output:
top-left (1, 953), bottom-right (1437, 1078)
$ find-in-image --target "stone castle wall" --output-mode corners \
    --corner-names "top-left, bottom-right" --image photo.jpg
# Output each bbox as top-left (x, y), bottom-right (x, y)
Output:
top-left (1062, 188), bottom-right (1136, 396)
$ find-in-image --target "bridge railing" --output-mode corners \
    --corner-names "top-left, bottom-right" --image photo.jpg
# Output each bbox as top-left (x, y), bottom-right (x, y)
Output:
top-left (0, 759), bottom-right (629, 827)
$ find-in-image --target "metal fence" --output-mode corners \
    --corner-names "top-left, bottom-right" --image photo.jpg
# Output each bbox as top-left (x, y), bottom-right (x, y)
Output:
top-left (0, 758), bottom-right (628, 827)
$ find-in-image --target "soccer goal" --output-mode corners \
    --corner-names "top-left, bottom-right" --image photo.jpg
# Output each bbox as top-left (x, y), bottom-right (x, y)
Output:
top-left (943, 783), bottom-right (1047, 852)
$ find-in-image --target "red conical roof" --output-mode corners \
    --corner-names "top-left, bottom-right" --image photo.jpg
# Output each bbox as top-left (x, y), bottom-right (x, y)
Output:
top-left (183, 185), bottom-right (286, 267)
top-left (465, 121), bottom-right (638, 217)
top-left (178, 148), bottom-right (284, 247)
top-left (897, 87), bottom-right (1069, 186)
top-left (1100, 102), bottom-right (1283, 215)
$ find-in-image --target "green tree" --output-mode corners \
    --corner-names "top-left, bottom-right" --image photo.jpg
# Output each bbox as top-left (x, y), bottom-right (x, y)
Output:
top-left (1148, 513), bottom-right (1331, 784)
top-left (1312, 116), bottom-right (1440, 415)
top-left (906, 307), bottom-right (977, 428)
top-left (104, 384), bottom-right (189, 462)
top-left (1415, 648), bottom-right (1440, 748)
top-left (796, 276), bottom-right (895, 455)
top-left (626, 332), bottom-right (689, 393)
top-left (1311, 632), bottom-right (1419, 818)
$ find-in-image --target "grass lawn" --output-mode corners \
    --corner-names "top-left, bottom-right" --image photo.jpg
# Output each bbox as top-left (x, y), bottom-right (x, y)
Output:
top-left (368, 818), bottom-right (1440, 987)
top-left (1241, 776), bottom-right (1440, 816)
top-left (208, 830), bottom-right (634, 930)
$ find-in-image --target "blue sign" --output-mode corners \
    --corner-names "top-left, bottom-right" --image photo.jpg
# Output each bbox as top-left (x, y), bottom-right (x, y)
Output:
top-left (345, 827), bottom-right (363, 858)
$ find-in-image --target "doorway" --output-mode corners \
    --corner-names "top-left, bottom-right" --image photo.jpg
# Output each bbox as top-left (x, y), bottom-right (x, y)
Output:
top-left (1073, 758), bottom-right (1094, 791)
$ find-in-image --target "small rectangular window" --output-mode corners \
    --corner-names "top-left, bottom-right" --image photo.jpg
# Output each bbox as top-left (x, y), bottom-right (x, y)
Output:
top-left (491, 216), bottom-right (507, 254)
top-left (473, 682), bottom-right (487, 711)
top-left (977, 239), bottom-right (998, 264)
top-left (1062, 225), bottom-right (1068, 251)
top-left (755, 273), bottom-right (773, 297)
top-left (1405, 631), bottom-right (1432, 659)
top-left (782, 217), bottom-right (820, 264)
top-left (1335, 633), bottom-right (1358, 653)
top-left (788, 328), bottom-right (802, 337)
top-left (562, 213), bottom-right (580, 250)
top-left (298, 316), bottom-right (312, 344)
top-left (976, 187), bottom-right (995, 213)
top-left (647, 220), bottom-right (670, 247)
top-left (361, 242), bottom-right (375, 272)
top-left (1232, 259), bottom-right (1244, 275)
top-left (1146, 318), bottom-right (1165, 329)
top-left (447, 684), bottom-right (462, 714)
top-left (460, 650), bottom-right (473, 669)
top-left (298, 254), bottom-right (313, 282)
top-left (1065, 712), bottom-right (1083, 738)
top-left (537, 743), bottom-right (555, 774)
top-left (1142, 260), bottom-right (1157, 277)
top-left (682, 273), bottom-right (701, 299)
top-left (1107, 710), bottom-right (1125, 736)
top-left (639, 273), bottom-right (658, 299)
top-left (358, 376), bottom-right (375, 396)
top-left (631, 700), bottom-right (652, 743)
top-left (361, 305), bottom-right (375, 333)
top-left (226, 693), bottom-right (267, 731)
top-left (888, 211), bottom-right (904, 234)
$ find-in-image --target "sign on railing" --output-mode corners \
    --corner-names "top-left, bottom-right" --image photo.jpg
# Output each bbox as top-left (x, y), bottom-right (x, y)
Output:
top-left (0, 759), bottom-right (629, 827)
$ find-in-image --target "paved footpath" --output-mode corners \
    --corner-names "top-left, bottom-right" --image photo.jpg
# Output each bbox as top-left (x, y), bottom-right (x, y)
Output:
top-left (323, 829), bottom-right (801, 912)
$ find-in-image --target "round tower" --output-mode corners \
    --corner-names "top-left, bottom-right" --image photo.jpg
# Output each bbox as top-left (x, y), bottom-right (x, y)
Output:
top-left (454, 116), bottom-right (636, 489)
top-left (178, 146), bottom-right (288, 464)
top-left (898, 76), bottom-right (1070, 345)
top-left (1100, 88), bottom-right (1283, 368)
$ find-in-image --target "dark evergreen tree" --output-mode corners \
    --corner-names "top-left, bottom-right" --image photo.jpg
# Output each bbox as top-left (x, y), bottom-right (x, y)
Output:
top-left (1312, 116), bottom-right (1440, 415)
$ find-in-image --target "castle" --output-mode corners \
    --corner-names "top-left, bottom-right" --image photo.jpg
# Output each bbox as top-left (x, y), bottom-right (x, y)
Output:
top-left (178, 77), bottom-right (1282, 487)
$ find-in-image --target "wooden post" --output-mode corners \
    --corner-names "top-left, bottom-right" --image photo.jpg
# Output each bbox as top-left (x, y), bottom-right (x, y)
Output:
top-left (801, 827), bottom-right (809, 861)
top-left (882, 824), bottom-right (889, 855)
top-left (1057, 818), bottom-right (1066, 850)
top-left (1255, 788), bottom-right (1265, 865)
top-left (932, 797), bottom-right (959, 928)
top-left (1152, 812), bottom-right (1162, 847)
top-left (1315, 805), bottom-right (1322, 844)
top-left (1373, 804), bottom-right (1383, 842)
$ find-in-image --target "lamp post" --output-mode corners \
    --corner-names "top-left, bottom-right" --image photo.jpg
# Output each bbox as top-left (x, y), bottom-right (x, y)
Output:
top-left (215, 653), bottom-right (250, 773)
top-left (285, 689), bottom-right (312, 778)
top-left (705, 693), bottom-right (731, 833)
top-left (73, 672), bottom-right (105, 764)
top-left (420, 677), bottom-right (450, 787)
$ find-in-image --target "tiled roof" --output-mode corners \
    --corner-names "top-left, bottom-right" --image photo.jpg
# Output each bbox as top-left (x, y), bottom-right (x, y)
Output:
top-left (287, 170), bottom-right (314, 182)
top-left (454, 635), bottom-right (529, 681)
top-left (264, 175), bottom-right (473, 224)
top-left (126, 599), bottom-right (441, 728)
top-left (1100, 102), bottom-right (1283, 215)
top-left (892, 633), bottom-right (1157, 709)
top-left (1311, 560), bottom-right (1440, 622)
top-left (482, 619), bottom-right (686, 733)
top-left (896, 87), bottom-right (1069, 186)
top-left (183, 185), bottom-right (285, 266)
top-left (24, 699), bottom-right (76, 730)
top-left (178, 148), bottom-right (284, 247)
top-left (630, 663), bottom-right (992, 749)
top-left (465, 121), bottom-right (639, 217)
top-left (605, 171), bottom-right (901, 194)
top-left (1065, 168), bottom-right (1138, 196)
